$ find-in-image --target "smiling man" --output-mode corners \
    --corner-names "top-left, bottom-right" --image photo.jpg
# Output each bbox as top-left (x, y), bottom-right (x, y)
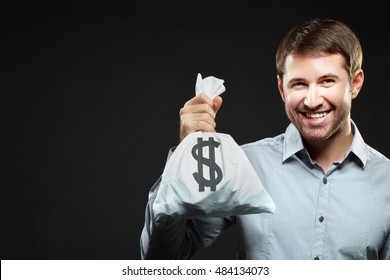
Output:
top-left (278, 52), bottom-right (363, 172)
top-left (140, 19), bottom-right (390, 259)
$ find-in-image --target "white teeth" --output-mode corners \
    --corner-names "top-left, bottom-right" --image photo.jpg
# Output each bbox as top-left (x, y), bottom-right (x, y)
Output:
top-left (306, 112), bottom-right (327, 119)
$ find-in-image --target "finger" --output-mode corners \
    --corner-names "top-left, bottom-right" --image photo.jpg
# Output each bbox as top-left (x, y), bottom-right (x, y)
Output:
top-left (179, 118), bottom-right (216, 142)
top-left (184, 93), bottom-right (213, 107)
top-left (180, 107), bottom-right (217, 132)
top-left (181, 111), bottom-right (217, 127)
top-left (179, 102), bottom-right (216, 121)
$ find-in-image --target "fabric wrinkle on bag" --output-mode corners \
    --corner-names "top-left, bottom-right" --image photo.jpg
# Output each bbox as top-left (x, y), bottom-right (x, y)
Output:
top-left (152, 73), bottom-right (276, 219)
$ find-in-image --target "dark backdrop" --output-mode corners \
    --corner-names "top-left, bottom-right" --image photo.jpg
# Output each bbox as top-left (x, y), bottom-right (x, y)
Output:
top-left (2, 1), bottom-right (390, 260)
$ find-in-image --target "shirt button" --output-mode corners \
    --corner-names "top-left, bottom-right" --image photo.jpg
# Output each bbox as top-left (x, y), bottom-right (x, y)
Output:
top-left (314, 256), bottom-right (320, 260)
top-left (323, 177), bottom-right (327, 184)
top-left (319, 216), bottom-right (324, 222)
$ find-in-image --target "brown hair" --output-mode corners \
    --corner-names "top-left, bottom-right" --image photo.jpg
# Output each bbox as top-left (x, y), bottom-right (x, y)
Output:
top-left (276, 19), bottom-right (363, 82)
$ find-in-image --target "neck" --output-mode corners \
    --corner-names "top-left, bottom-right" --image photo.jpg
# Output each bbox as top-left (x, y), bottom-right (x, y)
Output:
top-left (304, 121), bottom-right (353, 172)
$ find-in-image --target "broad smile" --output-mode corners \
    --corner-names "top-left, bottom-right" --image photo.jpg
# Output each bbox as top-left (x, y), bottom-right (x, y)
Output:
top-left (305, 111), bottom-right (330, 119)
top-left (299, 110), bottom-right (332, 125)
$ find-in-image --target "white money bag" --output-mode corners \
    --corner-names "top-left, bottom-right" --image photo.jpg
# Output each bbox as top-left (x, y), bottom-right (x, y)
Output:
top-left (152, 73), bottom-right (275, 219)
top-left (153, 131), bottom-right (276, 218)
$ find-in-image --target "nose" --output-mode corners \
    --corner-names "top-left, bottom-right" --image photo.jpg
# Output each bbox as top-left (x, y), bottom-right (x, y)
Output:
top-left (303, 86), bottom-right (323, 109)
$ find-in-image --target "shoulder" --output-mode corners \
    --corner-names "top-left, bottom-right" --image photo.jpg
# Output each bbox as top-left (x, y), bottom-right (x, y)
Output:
top-left (363, 144), bottom-right (390, 184)
top-left (365, 144), bottom-right (390, 166)
top-left (240, 133), bottom-right (285, 155)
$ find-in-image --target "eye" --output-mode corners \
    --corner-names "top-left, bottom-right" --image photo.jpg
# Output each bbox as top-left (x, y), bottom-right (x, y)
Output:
top-left (322, 79), bottom-right (335, 87)
top-left (291, 81), bottom-right (306, 89)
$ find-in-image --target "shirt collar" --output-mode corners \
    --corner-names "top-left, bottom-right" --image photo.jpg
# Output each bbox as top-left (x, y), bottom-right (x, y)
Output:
top-left (282, 120), bottom-right (367, 168)
top-left (282, 123), bottom-right (305, 162)
top-left (348, 120), bottom-right (367, 167)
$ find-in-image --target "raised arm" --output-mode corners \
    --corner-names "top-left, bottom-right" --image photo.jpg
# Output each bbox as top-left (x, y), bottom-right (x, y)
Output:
top-left (140, 93), bottom-right (230, 259)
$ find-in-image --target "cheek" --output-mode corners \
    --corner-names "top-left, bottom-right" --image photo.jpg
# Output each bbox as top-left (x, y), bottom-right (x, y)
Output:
top-left (331, 89), bottom-right (352, 107)
top-left (284, 94), bottom-right (302, 110)
top-left (342, 91), bottom-right (353, 104)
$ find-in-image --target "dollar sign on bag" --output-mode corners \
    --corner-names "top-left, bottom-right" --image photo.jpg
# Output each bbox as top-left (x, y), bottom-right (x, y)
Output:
top-left (192, 137), bottom-right (223, 191)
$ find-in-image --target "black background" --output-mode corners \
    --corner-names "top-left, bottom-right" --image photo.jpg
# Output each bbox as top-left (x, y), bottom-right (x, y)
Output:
top-left (2, 1), bottom-right (390, 260)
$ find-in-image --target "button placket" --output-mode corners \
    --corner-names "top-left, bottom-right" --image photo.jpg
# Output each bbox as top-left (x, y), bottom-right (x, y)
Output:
top-left (311, 175), bottom-right (330, 260)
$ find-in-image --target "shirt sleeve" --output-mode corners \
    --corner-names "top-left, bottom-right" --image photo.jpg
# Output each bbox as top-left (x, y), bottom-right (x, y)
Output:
top-left (140, 149), bottom-right (234, 259)
top-left (379, 232), bottom-right (390, 260)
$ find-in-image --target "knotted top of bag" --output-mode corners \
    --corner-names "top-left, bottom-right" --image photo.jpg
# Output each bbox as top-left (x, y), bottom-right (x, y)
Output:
top-left (195, 73), bottom-right (226, 99)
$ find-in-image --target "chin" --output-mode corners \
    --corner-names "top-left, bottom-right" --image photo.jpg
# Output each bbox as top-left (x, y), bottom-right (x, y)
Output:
top-left (300, 128), bottom-right (333, 143)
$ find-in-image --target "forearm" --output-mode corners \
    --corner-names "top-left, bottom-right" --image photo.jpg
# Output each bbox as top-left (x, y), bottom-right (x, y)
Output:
top-left (140, 177), bottom-right (233, 259)
top-left (140, 176), bottom-right (200, 259)
top-left (140, 214), bottom-right (196, 259)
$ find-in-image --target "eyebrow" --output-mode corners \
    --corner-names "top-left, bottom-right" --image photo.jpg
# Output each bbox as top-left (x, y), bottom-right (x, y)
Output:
top-left (287, 73), bottom-right (340, 85)
top-left (320, 73), bottom-right (340, 80)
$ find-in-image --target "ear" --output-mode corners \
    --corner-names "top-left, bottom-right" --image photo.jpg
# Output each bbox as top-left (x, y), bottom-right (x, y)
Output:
top-left (277, 75), bottom-right (286, 102)
top-left (351, 69), bottom-right (364, 99)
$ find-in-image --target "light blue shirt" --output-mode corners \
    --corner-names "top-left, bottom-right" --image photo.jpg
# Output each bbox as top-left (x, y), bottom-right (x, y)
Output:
top-left (140, 121), bottom-right (390, 259)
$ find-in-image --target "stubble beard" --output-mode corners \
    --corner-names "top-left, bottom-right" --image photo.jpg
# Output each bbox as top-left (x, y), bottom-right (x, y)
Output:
top-left (288, 107), bottom-right (351, 144)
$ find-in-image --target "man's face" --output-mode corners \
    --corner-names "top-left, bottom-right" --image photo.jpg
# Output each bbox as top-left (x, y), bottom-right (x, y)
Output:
top-left (278, 53), bottom-right (361, 144)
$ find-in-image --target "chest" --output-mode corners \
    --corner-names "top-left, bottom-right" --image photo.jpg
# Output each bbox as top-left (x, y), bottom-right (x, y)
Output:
top-left (237, 158), bottom-right (390, 259)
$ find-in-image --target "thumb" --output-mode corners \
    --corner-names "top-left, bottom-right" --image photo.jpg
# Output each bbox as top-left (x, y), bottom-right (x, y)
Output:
top-left (213, 96), bottom-right (223, 113)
